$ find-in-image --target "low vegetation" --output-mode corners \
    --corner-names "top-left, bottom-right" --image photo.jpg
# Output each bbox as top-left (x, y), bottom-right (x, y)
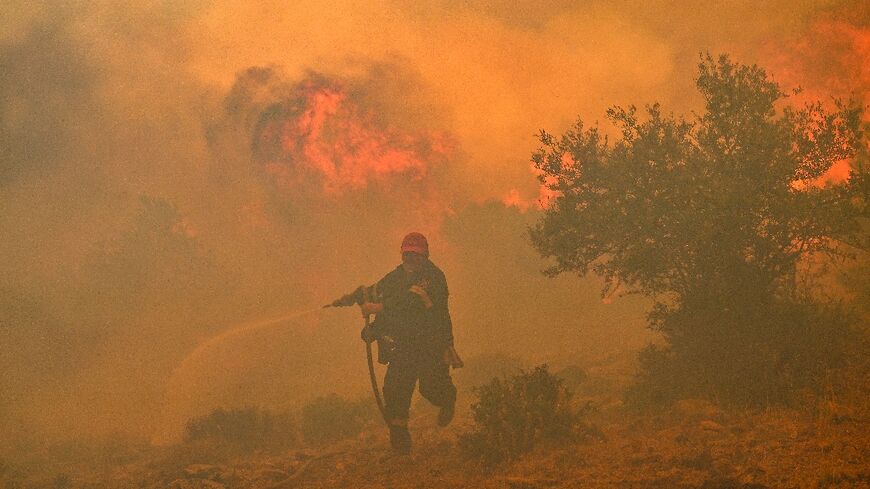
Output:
top-left (459, 365), bottom-right (592, 464)
top-left (300, 394), bottom-right (377, 446)
top-left (183, 406), bottom-right (297, 453)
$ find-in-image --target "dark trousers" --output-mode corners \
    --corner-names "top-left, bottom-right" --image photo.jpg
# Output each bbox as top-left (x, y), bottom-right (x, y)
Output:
top-left (383, 354), bottom-right (457, 422)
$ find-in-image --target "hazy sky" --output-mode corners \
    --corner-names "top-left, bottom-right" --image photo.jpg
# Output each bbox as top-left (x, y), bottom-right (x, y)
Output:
top-left (1, 0), bottom-right (867, 444)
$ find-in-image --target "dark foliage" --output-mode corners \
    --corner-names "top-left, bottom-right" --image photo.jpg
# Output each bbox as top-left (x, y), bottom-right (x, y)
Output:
top-left (626, 301), bottom-right (858, 407)
top-left (530, 54), bottom-right (867, 406)
top-left (459, 365), bottom-right (589, 464)
top-left (555, 365), bottom-right (588, 391)
top-left (299, 394), bottom-right (376, 446)
top-left (183, 407), bottom-right (297, 451)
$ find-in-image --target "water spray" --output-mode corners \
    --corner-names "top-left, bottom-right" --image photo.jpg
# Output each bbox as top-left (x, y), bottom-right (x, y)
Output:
top-left (154, 307), bottom-right (322, 444)
top-left (157, 287), bottom-right (388, 444)
top-left (176, 308), bottom-right (321, 367)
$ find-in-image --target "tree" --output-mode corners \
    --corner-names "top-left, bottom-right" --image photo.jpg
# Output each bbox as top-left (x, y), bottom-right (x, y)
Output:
top-left (87, 196), bottom-right (217, 313)
top-left (530, 54), bottom-right (867, 405)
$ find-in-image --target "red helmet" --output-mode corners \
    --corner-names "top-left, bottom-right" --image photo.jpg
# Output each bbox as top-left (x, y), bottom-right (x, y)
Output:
top-left (401, 232), bottom-right (429, 256)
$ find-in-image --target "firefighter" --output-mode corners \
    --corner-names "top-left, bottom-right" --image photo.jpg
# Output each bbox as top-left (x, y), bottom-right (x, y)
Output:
top-left (359, 232), bottom-right (462, 457)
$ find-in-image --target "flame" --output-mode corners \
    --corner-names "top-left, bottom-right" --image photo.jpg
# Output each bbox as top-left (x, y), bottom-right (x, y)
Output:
top-left (763, 18), bottom-right (869, 107)
top-left (503, 188), bottom-right (530, 211)
top-left (791, 159), bottom-right (854, 191)
top-left (762, 16), bottom-right (868, 189)
top-left (252, 77), bottom-right (454, 195)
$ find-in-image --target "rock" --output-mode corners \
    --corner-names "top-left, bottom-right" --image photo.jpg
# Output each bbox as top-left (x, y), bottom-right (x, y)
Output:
top-left (294, 450), bottom-right (317, 461)
top-left (184, 464), bottom-right (220, 478)
top-left (700, 420), bottom-right (724, 432)
top-left (168, 479), bottom-right (226, 489)
top-left (255, 468), bottom-right (288, 481)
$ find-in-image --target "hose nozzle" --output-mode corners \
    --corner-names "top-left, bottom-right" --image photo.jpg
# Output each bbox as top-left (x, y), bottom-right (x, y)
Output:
top-left (325, 286), bottom-right (367, 309)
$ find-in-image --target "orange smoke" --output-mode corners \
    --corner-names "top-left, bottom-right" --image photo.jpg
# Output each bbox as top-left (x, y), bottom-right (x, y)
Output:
top-left (506, 153), bottom-right (571, 211)
top-left (502, 188), bottom-right (531, 211)
top-left (252, 76), bottom-right (455, 196)
top-left (764, 18), bottom-right (869, 106)
top-left (764, 15), bottom-right (869, 188)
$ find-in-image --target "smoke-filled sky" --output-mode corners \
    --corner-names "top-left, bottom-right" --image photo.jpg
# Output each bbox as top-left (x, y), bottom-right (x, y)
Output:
top-left (1, 0), bottom-right (867, 445)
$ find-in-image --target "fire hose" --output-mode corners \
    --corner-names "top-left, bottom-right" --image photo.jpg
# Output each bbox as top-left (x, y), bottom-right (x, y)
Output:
top-left (324, 284), bottom-right (463, 425)
top-left (363, 313), bottom-right (388, 423)
top-left (324, 285), bottom-right (389, 424)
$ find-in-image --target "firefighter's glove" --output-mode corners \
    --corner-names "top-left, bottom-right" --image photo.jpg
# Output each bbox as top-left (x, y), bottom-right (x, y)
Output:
top-left (443, 346), bottom-right (464, 369)
top-left (359, 302), bottom-right (383, 317)
top-left (409, 285), bottom-right (433, 309)
top-left (360, 325), bottom-right (377, 344)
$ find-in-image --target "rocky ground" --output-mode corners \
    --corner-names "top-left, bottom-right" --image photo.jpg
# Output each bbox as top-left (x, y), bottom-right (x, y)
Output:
top-left (3, 354), bottom-right (868, 489)
top-left (5, 395), bottom-right (868, 488)
top-left (153, 405), bottom-right (867, 489)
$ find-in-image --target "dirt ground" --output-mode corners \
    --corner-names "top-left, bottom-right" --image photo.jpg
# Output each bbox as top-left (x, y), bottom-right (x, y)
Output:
top-left (201, 404), bottom-right (868, 489)
top-left (4, 369), bottom-right (867, 489)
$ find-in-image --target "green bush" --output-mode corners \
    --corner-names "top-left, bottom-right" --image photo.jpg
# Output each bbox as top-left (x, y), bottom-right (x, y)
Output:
top-left (459, 365), bottom-right (586, 464)
top-left (626, 299), bottom-right (857, 408)
top-left (183, 407), bottom-right (297, 451)
top-left (300, 394), bottom-right (376, 446)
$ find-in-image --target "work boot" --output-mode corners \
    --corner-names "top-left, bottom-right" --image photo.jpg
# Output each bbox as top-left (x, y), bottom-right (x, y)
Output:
top-left (437, 401), bottom-right (455, 427)
top-left (388, 424), bottom-right (411, 455)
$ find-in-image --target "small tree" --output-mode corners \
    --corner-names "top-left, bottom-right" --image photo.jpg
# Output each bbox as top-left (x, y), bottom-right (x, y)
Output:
top-left (530, 54), bottom-right (866, 405)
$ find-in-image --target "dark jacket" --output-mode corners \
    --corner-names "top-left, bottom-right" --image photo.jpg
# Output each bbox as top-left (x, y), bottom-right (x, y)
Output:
top-left (373, 260), bottom-right (454, 359)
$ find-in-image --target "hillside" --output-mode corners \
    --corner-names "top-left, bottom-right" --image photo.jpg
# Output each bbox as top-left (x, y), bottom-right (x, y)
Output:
top-left (3, 354), bottom-right (868, 489)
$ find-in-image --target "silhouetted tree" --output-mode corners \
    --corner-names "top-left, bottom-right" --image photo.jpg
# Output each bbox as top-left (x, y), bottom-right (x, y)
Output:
top-left (530, 54), bottom-right (867, 405)
top-left (85, 195), bottom-right (219, 315)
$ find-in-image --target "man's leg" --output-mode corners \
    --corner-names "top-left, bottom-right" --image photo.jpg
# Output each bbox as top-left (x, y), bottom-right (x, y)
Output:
top-left (382, 362), bottom-right (417, 454)
top-left (418, 361), bottom-right (457, 427)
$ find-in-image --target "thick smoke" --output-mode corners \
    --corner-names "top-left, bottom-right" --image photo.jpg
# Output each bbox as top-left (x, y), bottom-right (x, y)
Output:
top-left (1, 0), bottom-right (866, 448)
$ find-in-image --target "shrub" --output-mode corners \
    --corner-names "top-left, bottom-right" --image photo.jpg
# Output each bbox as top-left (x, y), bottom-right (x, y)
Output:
top-left (52, 474), bottom-right (71, 489)
top-left (555, 365), bottom-right (588, 391)
top-left (459, 365), bottom-right (586, 464)
top-left (183, 407), bottom-right (297, 452)
top-left (626, 300), bottom-right (857, 408)
top-left (299, 394), bottom-right (376, 445)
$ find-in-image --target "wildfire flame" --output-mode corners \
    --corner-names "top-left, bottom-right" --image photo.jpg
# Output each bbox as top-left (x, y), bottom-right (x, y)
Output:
top-left (506, 154), bottom-right (571, 211)
top-left (765, 16), bottom-right (869, 188)
top-left (252, 76), bottom-right (455, 195)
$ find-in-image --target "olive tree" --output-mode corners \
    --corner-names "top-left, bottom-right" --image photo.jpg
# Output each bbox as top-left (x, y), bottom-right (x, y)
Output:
top-left (530, 54), bottom-right (866, 405)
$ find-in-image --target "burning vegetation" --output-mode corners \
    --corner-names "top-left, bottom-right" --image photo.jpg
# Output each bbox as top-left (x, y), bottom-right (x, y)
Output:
top-left (2, 1), bottom-right (869, 487)
top-left (3, 51), bottom-right (867, 488)
top-left (222, 66), bottom-right (456, 203)
top-left (530, 54), bottom-right (867, 408)
top-left (250, 74), bottom-right (453, 195)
